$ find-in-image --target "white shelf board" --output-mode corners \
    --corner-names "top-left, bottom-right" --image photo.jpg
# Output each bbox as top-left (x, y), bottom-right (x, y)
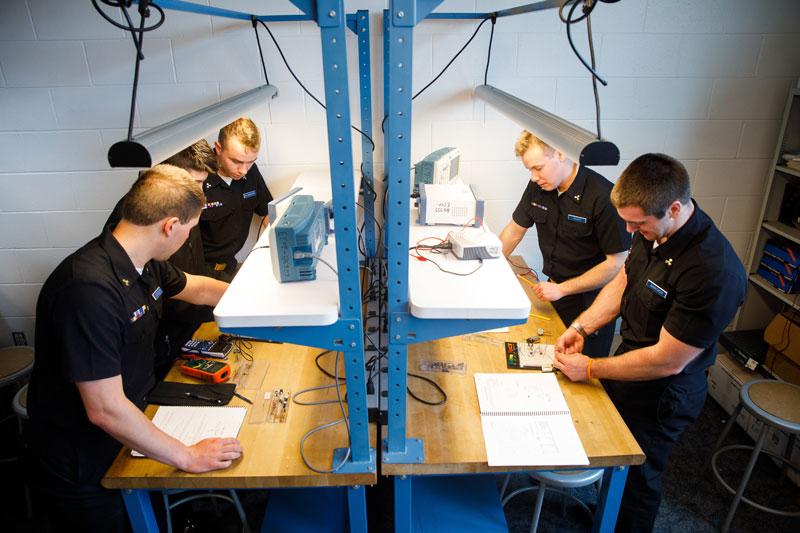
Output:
top-left (214, 170), bottom-right (359, 328)
top-left (748, 274), bottom-right (800, 311)
top-left (407, 209), bottom-right (531, 319)
top-left (762, 220), bottom-right (800, 246)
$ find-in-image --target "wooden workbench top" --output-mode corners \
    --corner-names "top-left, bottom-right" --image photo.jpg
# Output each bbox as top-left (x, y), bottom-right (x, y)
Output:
top-left (383, 261), bottom-right (644, 476)
top-left (103, 323), bottom-right (377, 490)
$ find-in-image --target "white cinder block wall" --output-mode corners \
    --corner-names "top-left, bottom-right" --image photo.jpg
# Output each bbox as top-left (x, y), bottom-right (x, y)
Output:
top-left (1, 0), bottom-right (799, 347)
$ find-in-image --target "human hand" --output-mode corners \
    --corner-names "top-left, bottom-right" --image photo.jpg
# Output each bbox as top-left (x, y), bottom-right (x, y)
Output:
top-left (553, 351), bottom-right (591, 382)
top-left (533, 281), bottom-right (564, 302)
top-left (556, 327), bottom-right (584, 354)
top-left (182, 437), bottom-right (243, 473)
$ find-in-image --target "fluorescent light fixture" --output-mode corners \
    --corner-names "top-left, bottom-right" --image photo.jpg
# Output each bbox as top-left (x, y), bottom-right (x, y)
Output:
top-left (108, 84), bottom-right (278, 168)
top-left (475, 84), bottom-right (619, 166)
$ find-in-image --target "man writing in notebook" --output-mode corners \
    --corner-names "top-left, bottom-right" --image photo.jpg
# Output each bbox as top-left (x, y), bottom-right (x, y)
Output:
top-left (554, 154), bottom-right (746, 532)
top-left (498, 130), bottom-right (630, 358)
top-left (25, 165), bottom-right (243, 532)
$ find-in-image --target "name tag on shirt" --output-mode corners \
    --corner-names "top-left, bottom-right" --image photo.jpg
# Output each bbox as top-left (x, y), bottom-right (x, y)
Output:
top-left (130, 304), bottom-right (149, 323)
top-left (567, 214), bottom-right (587, 224)
top-left (152, 286), bottom-right (163, 301)
top-left (243, 190), bottom-right (256, 199)
top-left (646, 279), bottom-right (668, 299)
top-left (530, 201), bottom-right (548, 211)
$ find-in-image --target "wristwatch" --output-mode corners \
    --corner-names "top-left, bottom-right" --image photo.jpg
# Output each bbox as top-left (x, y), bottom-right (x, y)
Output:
top-left (570, 321), bottom-right (588, 339)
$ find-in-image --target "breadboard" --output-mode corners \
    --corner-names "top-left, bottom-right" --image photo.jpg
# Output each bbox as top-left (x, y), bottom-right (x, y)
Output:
top-left (249, 389), bottom-right (291, 424)
top-left (231, 359), bottom-right (269, 390)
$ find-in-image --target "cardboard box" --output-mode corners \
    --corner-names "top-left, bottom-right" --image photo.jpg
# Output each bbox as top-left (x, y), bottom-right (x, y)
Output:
top-left (763, 312), bottom-right (800, 385)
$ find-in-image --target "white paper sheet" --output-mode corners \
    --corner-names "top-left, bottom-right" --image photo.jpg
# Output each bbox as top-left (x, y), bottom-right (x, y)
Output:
top-left (474, 373), bottom-right (589, 466)
top-left (131, 406), bottom-right (246, 457)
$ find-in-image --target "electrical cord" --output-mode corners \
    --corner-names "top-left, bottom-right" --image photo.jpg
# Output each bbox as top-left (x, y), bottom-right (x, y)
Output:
top-left (407, 372), bottom-right (447, 406)
top-left (559, 0), bottom-right (607, 86)
top-left (256, 20), bottom-right (375, 152)
top-left (484, 14), bottom-right (497, 85)
top-left (299, 351), bottom-right (352, 473)
top-left (382, 15), bottom-right (494, 133)
top-left (251, 17), bottom-right (270, 85)
top-left (311, 254), bottom-right (338, 276)
top-left (91, 1), bottom-right (166, 141)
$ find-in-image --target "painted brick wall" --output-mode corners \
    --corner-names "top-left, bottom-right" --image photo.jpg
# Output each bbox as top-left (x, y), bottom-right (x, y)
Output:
top-left (1, 0), bottom-right (798, 347)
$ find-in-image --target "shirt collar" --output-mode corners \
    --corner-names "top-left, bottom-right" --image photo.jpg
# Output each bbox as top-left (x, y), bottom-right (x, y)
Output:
top-left (204, 172), bottom-right (229, 191)
top-left (562, 165), bottom-right (588, 205)
top-left (653, 199), bottom-right (709, 261)
top-left (99, 227), bottom-right (146, 291)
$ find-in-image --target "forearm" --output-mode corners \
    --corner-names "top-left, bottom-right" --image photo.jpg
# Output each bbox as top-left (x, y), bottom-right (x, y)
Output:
top-left (499, 222), bottom-right (526, 258)
top-left (174, 274), bottom-right (228, 306)
top-left (84, 392), bottom-right (190, 470)
top-left (590, 345), bottom-right (679, 380)
top-left (559, 253), bottom-right (626, 297)
top-left (574, 266), bottom-right (626, 333)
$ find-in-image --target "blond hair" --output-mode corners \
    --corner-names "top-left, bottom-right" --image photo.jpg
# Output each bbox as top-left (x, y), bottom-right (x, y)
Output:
top-left (611, 154), bottom-right (691, 218)
top-left (514, 130), bottom-right (555, 158)
top-left (161, 139), bottom-right (217, 174)
top-left (122, 164), bottom-right (205, 225)
top-left (218, 117), bottom-right (260, 150)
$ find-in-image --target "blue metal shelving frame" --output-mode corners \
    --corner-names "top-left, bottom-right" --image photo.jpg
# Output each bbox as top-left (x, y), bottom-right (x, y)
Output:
top-left (120, 2), bottom-right (377, 532)
top-left (382, 2), bottom-right (631, 531)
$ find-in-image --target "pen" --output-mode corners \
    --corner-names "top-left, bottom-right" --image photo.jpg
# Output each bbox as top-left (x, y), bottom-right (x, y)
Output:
top-left (233, 391), bottom-right (252, 405)
top-left (517, 274), bottom-right (537, 288)
top-left (529, 312), bottom-right (551, 321)
top-left (184, 392), bottom-right (222, 404)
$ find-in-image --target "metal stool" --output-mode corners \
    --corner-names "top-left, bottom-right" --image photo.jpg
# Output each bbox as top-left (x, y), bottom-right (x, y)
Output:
top-left (0, 346), bottom-right (34, 464)
top-left (11, 383), bottom-right (33, 518)
top-left (162, 489), bottom-right (249, 533)
top-left (711, 379), bottom-right (800, 532)
top-left (500, 469), bottom-right (603, 533)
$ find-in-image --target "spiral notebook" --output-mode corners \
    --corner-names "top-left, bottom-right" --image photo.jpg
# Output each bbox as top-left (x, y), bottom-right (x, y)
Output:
top-left (474, 373), bottom-right (588, 466)
top-left (131, 405), bottom-right (246, 457)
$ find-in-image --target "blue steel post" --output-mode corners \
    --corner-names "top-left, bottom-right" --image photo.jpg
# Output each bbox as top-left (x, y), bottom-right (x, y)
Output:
top-left (346, 485), bottom-right (368, 533)
top-left (593, 466), bottom-right (629, 532)
top-left (304, 0), bottom-right (371, 468)
top-left (122, 489), bottom-right (158, 533)
top-left (348, 10), bottom-right (377, 258)
top-left (383, 0), bottom-right (443, 463)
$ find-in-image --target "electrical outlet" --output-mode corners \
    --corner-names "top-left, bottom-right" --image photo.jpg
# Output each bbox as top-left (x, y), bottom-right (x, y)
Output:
top-left (12, 331), bottom-right (27, 346)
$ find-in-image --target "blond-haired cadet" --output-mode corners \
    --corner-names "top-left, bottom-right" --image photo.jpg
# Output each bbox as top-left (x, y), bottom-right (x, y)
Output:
top-left (200, 117), bottom-right (273, 278)
top-left (499, 130), bottom-right (631, 357)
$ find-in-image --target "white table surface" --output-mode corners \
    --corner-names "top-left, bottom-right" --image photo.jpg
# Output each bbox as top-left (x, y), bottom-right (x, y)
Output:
top-left (408, 208), bottom-right (531, 319)
top-left (213, 170), bottom-right (358, 328)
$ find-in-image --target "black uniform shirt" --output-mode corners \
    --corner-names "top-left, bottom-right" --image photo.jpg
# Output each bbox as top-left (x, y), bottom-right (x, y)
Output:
top-left (512, 166), bottom-right (631, 282)
top-left (26, 228), bottom-right (186, 482)
top-left (620, 201), bottom-right (746, 374)
top-left (199, 164), bottom-right (272, 263)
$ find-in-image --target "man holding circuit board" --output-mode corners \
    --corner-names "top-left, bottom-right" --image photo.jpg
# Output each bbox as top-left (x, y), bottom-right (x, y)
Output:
top-left (499, 130), bottom-right (631, 358)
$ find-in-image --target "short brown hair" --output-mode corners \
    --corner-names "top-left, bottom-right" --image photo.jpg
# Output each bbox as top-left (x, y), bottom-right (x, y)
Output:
top-left (161, 139), bottom-right (217, 174)
top-left (122, 164), bottom-right (205, 225)
top-left (611, 153), bottom-right (691, 218)
top-left (218, 117), bottom-right (260, 150)
top-left (514, 130), bottom-right (555, 157)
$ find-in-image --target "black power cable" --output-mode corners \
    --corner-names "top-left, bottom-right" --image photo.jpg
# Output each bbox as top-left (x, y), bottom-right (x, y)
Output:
top-left (382, 15), bottom-right (494, 134)
top-left (251, 17), bottom-right (270, 85)
top-left (256, 20), bottom-right (375, 152)
top-left (91, 1), bottom-right (166, 142)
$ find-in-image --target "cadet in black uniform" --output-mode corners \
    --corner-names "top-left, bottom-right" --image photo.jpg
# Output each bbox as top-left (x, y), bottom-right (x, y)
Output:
top-left (200, 117), bottom-right (273, 278)
top-left (107, 140), bottom-right (220, 379)
top-left (25, 165), bottom-right (243, 532)
top-left (554, 154), bottom-right (747, 532)
top-left (499, 131), bottom-right (631, 357)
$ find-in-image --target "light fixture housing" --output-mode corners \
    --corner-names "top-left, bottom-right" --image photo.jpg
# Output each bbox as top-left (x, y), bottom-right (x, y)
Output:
top-left (108, 84), bottom-right (278, 168)
top-left (475, 84), bottom-right (619, 166)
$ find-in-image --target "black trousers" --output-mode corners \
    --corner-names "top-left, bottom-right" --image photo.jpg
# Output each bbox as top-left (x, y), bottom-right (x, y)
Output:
top-left (551, 288), bottom-right (614, 358)
top-left (24, 441), bottom-right (130, 533)
top-left (602, 354), bottom-right (708, 533)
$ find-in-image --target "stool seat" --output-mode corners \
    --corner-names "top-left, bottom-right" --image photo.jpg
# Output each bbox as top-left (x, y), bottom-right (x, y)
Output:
top-left (530, 469), bottom-right (603, 488)
top-left (712, 379), bottom-right (800, 532)
top-left (744, 380), bottom-right (800, 429)
top-left (13, 384), bottom-right (28, 419)
top-left (0, 346), bottom-right (34, 388)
